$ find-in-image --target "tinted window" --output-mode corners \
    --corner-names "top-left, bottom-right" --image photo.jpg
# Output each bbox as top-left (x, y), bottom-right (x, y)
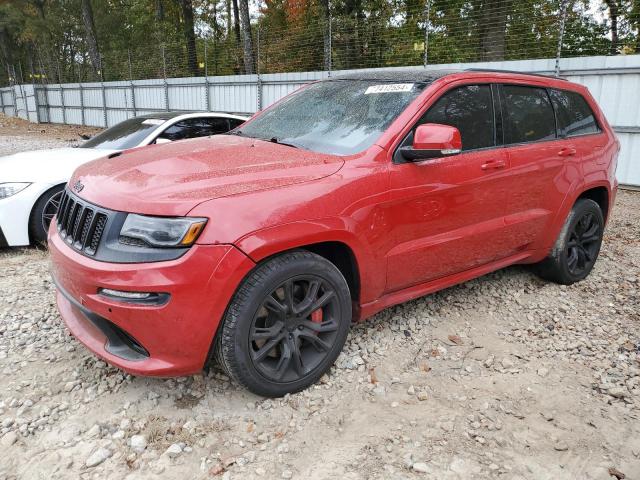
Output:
top-left (501, 85), bottom-right (556, 144)
top-left (549, 89), bottom-right (600, 137)
top-left (238, 80), bottom-right (426, 155)
top-left (160, 117), bottom-right (230, 141)
top-left (229, 118), bottom-right (246, 129)
top-left (80, 117), bottom-right (161, 150)
top-left (419, 85), bottom-right (495, 151)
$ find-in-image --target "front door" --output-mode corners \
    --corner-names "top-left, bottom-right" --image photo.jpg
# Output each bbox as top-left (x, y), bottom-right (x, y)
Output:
top-left (385, 83), bottom-right (512, 293)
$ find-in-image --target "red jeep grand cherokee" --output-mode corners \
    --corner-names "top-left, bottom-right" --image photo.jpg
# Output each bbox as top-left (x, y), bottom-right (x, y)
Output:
top-left (49, 69), bottom-right (619, 397)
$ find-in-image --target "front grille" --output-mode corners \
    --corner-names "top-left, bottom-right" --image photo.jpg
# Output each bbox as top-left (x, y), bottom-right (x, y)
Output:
top-left (56, 190), bottom-right (109, 256)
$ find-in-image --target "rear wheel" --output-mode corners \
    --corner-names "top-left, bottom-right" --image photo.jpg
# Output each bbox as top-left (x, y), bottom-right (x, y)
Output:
top-left (534, 198), bottom-right (604, 285)
top-left (216, 250), bottom-right (352, 397)
top-left (29, 185), bottom-right (64, 246)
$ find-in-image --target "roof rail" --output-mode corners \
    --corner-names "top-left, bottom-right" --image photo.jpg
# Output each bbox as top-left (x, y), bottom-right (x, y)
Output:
top-left (464, 68), bottom-right (568, 81)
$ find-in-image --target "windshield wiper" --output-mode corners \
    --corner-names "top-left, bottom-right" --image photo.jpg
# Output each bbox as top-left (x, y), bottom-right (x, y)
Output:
top-left (269, 137), bottom-right (300, 149)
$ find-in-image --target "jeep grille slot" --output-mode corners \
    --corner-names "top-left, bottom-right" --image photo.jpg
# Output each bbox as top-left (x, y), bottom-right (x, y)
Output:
top-left (56, 189), bottom-right (109, 256)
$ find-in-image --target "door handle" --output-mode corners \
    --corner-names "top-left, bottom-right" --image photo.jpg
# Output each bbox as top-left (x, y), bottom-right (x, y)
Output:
top-left (558, 147), bottom-right (577, 157)
top-left (481, 160), bottom-right (506, 170)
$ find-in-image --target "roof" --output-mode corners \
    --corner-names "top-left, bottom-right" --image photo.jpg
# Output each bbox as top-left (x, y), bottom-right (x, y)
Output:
top-left (137, 111), bottom-right (249, 120)
top-left (329, 69), bottom-right (460, 83)
top-left (328, 67), bottom-right (565, 84)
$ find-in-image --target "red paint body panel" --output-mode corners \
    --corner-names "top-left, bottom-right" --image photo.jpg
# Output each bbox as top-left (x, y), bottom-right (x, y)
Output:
top-left (413, 123), bottom-right (462, 151)
top-left (49, 230), bottom-right (255, 375)
top-left (50, 71), bottom-right (619, 376)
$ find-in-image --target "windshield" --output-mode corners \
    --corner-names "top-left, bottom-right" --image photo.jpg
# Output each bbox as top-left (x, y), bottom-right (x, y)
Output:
top-left (237, 80), bottom-right (426, 155)
top-left (80, 117), bottom-right (164, 150)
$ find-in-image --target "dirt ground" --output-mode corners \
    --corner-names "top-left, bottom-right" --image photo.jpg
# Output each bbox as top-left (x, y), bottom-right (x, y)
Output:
top-left (0, 118), bottom-right (639, 480)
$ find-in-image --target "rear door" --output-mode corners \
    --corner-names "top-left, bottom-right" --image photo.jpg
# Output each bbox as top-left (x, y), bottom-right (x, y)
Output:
top-left (498, 84), bottom-right (584, 254)
top-left (385, 83), bottom-right (512, 292)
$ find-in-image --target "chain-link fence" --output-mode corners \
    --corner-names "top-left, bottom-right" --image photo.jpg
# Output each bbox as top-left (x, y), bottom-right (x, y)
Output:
top-left (2, 0), bottom-right (637, 87)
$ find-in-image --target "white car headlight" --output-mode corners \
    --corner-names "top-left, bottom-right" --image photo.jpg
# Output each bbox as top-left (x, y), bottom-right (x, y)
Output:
top-left (120, 214), bottom-right (207, 247)
top-left (0, 182), bottom-right (30, 200)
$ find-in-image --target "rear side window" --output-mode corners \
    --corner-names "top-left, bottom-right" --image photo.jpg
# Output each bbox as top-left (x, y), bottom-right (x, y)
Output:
top-left (548, 89), bottom-right (600, 137)
top-left (420, 84), bottom-right (495, 151)
top-left (501, 85), bottom-right (556, 144)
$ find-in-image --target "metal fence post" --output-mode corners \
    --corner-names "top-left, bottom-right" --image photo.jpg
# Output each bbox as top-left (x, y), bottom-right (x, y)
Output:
top-left (0, 89), bottom-right (4, 115)
top-left (77, 65), bottom-right (85, 126)
top-left (423, 0), bottom-right (431, 68)
top-left (162, 45), bottom-right (170, 111)
top-left (256, 26), bottom-right (262, 111)
top-left (9, 66), bottom-right (18, 119)
top-left (17, 62), bottom-right (31, 121)
top-left (37, 54), bottom-right (51, 123)
top-left (128, 50), bottom-right (137, 118)
top-left (555, 0), bottom-right (569, 77)
top-left (100, 54), bottom-right (108, 127)
top-left (204, 40), bottom-right (210, 112)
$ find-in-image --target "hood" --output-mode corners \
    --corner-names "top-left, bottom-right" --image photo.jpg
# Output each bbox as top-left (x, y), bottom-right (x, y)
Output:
top-left (0, 147), bottom-right (118, 183)
top-left (71, 135), bottom-right (345, 216)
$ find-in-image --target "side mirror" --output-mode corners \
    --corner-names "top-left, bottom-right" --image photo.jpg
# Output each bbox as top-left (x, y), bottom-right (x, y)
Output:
top-left (400, 123), bottom-right (462, 161)
top-left (155, 137), bottom-right (172, 145)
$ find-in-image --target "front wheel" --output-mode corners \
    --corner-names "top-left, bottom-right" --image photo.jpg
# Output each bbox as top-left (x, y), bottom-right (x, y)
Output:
top-left (29, 185), bottom-right (64, 245)
top-left (534, 198), bottom-right (604, 285)
top-left (216, 250), bottom-right (352, 397)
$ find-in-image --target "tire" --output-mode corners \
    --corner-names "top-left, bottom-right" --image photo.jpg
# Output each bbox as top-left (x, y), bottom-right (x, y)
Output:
top-left (534, 198), bottom-right (604, 285)
top-left (29, 185), bottom-right (65, 246)
top-left (216, 250), bottom-right (352, 397)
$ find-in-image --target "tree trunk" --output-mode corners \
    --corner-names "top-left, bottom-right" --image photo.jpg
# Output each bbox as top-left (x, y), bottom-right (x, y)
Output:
top-left (479, 0), bottom-right (508, 61)
top-left (178, 0), bottom-right (199, 75)
top-left (155, 0), bottom-right (165, 20)
top-left (81, 0), bottom-right (102, 74)
top-left (231, 0), bottom-right (242, 73)
top-left (320, 0), bottom-right (331, 71)
top-left (604, 0), bottom-right (619, 55)
top-left (238, 0), bottom-right (255, 74)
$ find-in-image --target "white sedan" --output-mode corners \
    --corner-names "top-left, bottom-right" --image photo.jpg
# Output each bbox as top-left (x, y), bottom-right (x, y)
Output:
top-left (0, 111), bottom-right (248, 247)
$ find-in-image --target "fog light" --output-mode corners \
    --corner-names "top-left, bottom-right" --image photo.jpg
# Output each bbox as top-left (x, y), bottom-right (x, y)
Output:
top-left (98, 288), bottom-right (170, 305)
top-left (100, 288), bottom-right (152, 300)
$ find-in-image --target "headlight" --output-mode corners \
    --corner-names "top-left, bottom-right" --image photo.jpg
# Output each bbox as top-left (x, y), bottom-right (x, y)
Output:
top-left (120, 214), bottom-right (207, 247)
top-left (0, 182), bottom-right (30, 199)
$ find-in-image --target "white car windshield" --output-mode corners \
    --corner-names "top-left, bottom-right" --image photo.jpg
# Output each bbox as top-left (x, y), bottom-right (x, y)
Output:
top-left (80, 117), bottom-right (164, 150)
top-left (234, 80), bottom-right (426, 155)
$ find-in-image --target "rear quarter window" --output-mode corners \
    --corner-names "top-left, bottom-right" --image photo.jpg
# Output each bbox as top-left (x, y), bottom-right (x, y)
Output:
top-left (501, 85), bottom-right (556, 145)
top-left (548, 89), bottom-right (601, 137)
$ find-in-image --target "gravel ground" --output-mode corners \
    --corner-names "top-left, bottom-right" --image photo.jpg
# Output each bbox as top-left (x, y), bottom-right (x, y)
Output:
top-left (1, 123), bottom-right (639, 480)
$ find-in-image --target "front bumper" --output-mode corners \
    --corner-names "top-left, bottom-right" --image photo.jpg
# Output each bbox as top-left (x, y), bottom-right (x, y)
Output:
top-left (49, 227), bottom-right (255, 376)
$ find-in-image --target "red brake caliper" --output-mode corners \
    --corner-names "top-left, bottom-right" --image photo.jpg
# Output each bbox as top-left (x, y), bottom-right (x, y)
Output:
top-left (311, 308), bottom-right (323, 327)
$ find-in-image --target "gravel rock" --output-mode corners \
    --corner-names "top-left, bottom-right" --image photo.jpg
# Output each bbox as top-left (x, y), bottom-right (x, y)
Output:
top-left (85, 447), bottom-right (112, 467)
top-left (130, 434), bottom-right (147, 452)
top-left (165, 443), bottom-right (182, 458)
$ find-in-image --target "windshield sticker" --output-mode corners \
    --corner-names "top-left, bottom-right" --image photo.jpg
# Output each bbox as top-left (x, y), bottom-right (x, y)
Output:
top-left (365, 83), bottom-right (414, 94)
top-left (142, 119), bottom-right (165, 125)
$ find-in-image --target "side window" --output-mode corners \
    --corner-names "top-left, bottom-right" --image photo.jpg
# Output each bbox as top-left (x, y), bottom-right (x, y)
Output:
top-left (203, 117), bottom-right (233, 134)
top-left (159, 118), bottom-right (230, 141)
top-left (549, 89), bottom-right (600, 137)
top-left (419, 84), bottom-right (495, 151)
top-left (228, 118), bottom-right (245, 129)
top-left (159, 120), bottom-right (197, 141)
top-left (501, 85), bottom-right (556, 144)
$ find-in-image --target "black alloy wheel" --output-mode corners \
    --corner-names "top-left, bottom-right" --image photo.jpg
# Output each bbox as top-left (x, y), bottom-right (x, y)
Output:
top-left (215, 250), bottom-right (352, 397)
top-left (565, 210), bottom-right (601, 277)
top-left (249, 275), bottom-right (341, 383)
top-left (534, 198), bottom-right (604, 285)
